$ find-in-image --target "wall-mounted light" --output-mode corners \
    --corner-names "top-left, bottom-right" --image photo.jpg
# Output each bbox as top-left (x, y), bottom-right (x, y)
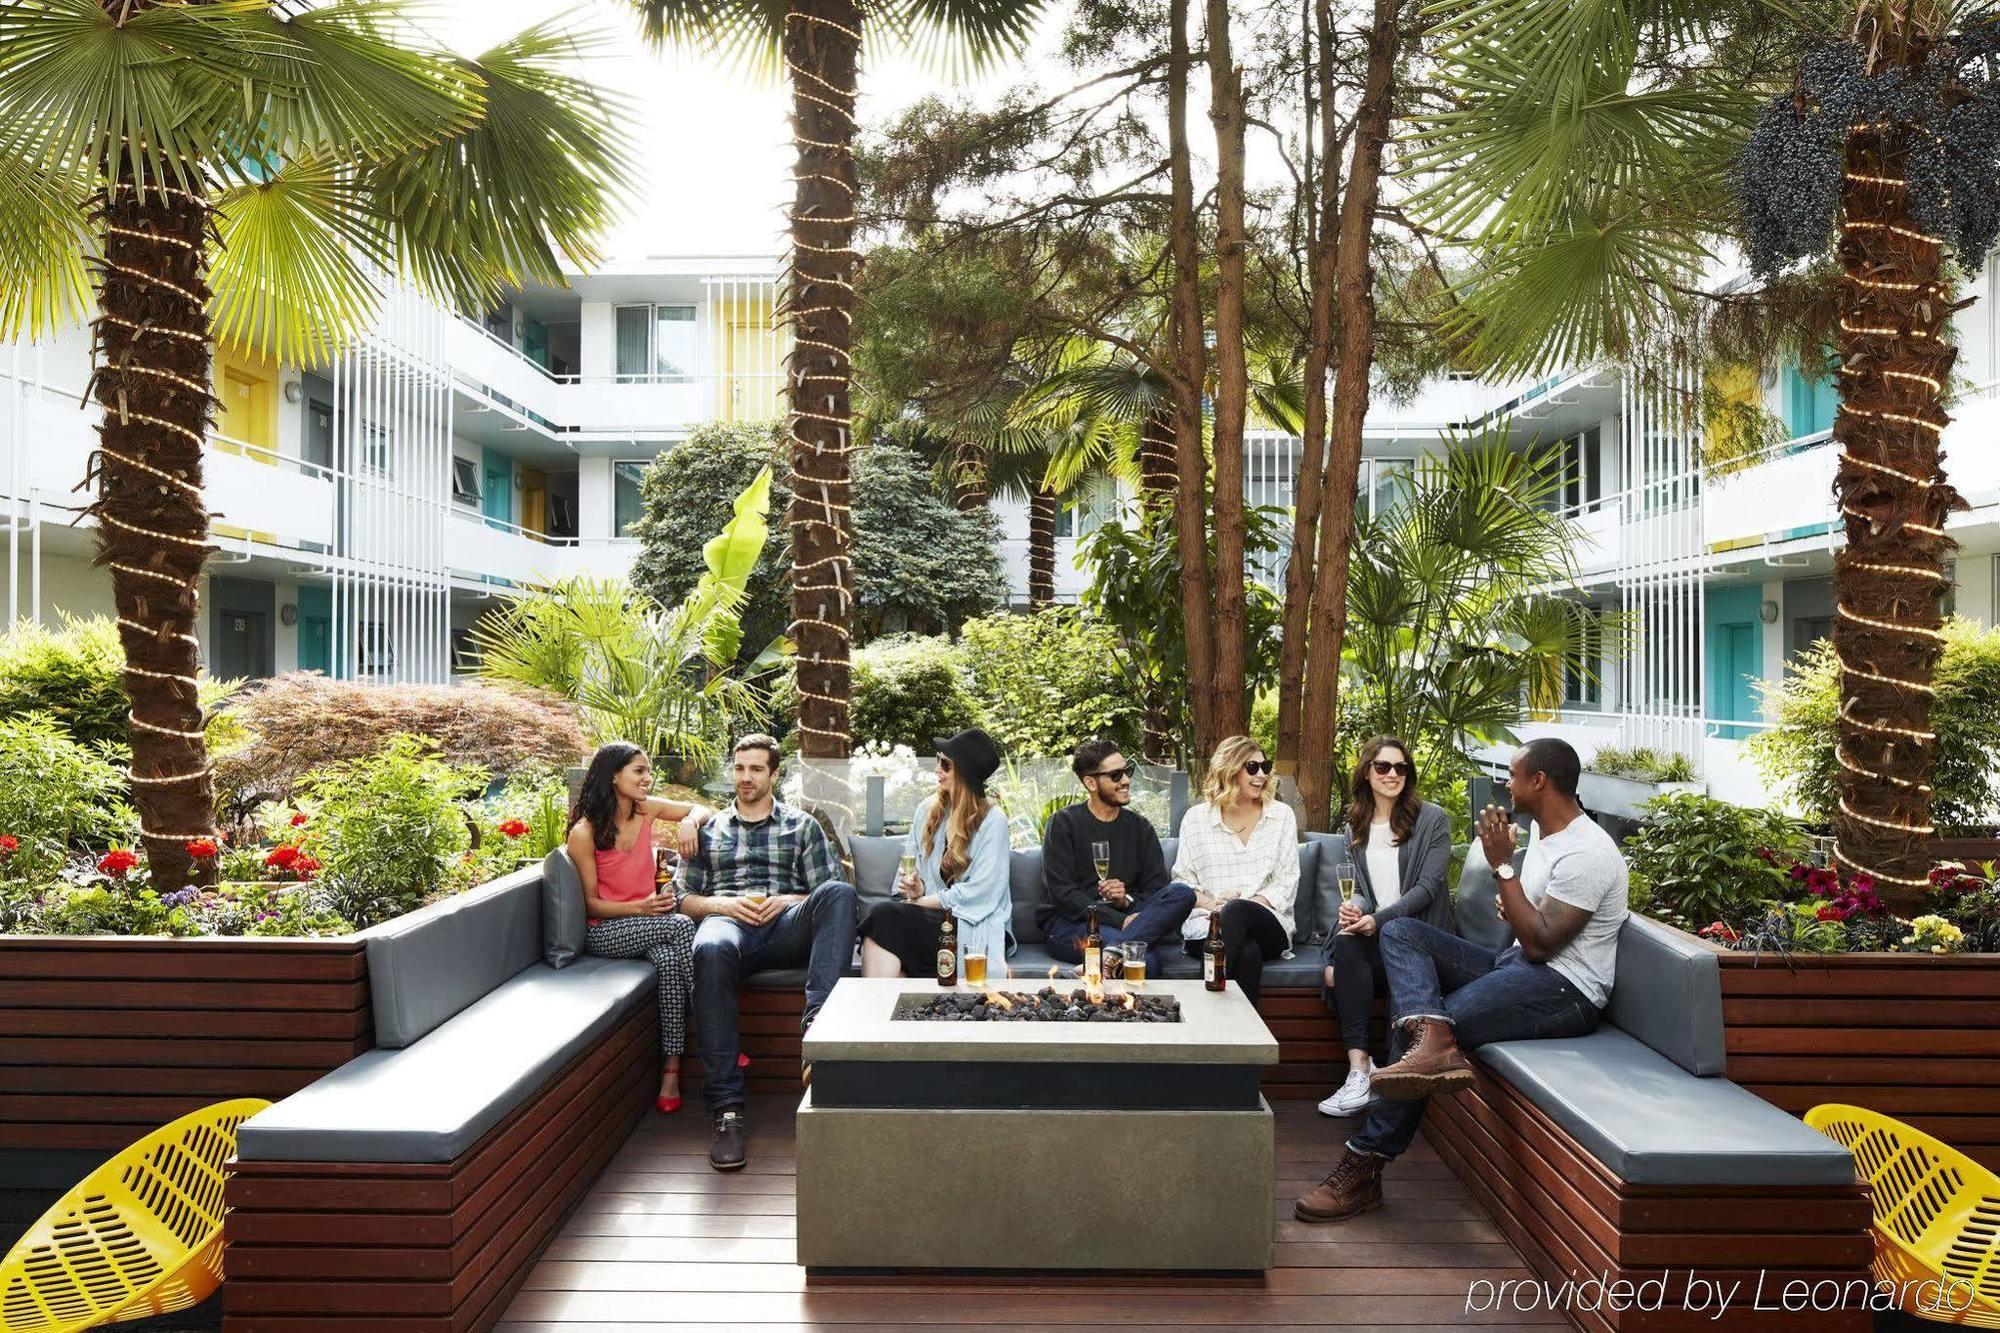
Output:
top-left (282, 380), bottom-right (304, 404)
top-left (279, 603), bottom-right (299, 626)
top-left (1759, 600), bottom-right (1780, 624)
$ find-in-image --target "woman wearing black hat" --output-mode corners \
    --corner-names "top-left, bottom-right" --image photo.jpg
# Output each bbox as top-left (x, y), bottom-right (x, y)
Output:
top-left (859, 728), bottom-right (1015, 979)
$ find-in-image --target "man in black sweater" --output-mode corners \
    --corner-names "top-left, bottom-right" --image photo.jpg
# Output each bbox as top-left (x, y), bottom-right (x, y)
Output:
top-left (1038, 739), bottom-right (1196, 975)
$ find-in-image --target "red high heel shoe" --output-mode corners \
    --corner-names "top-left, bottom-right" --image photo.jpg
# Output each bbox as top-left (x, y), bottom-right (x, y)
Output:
top-left (657, 1052), bottom-right (751, 1114)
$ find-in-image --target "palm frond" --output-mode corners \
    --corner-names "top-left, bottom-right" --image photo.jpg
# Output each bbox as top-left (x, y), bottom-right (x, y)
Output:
top-left (208, 155), bottom-right (390, 366)
top-left (0, 150), bottom-right (94, 340)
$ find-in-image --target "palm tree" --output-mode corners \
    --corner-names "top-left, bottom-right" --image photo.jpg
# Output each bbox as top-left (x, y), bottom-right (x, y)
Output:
top-left (0, 2), bottom-right (625, 891)
top-left (635, 0), bottom-right (1049, 762)
top-left (1407, 0), bottom-right (2000, 906)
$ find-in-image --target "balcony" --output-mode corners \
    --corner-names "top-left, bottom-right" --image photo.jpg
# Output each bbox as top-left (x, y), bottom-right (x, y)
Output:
top-left (445, 510), bottom-right (638, 587)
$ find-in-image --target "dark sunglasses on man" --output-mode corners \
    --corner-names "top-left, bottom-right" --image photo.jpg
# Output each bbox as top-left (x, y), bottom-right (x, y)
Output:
top-left (1088, 765), bottom-right (1136, 784)
top-left (1370, 759), bottom-right (1412, 777)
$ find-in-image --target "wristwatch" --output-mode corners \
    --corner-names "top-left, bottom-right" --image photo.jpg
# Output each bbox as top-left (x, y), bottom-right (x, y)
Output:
top-left (1493, 863), bottom-right (1518, 883)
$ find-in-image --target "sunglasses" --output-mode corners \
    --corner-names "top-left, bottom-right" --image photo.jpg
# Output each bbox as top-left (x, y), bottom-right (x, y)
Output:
top-left (1088, 765), bottom-right (1136, 784)
top-left (1243, 760), bottom-right (1274, 776)
top-left (1370, 760), bottom-right (1413, 777)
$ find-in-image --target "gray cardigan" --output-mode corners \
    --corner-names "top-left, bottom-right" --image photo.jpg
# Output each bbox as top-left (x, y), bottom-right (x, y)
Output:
top-left (1349, 800), bottom-right (1454, 932)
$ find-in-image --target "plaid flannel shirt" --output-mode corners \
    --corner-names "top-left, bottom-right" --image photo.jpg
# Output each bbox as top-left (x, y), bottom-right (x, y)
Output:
top-left (680, 800), bottom-right (841, 901)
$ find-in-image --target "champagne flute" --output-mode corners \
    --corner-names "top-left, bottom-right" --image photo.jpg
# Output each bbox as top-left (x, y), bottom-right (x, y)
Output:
top-left (1091, 840), bottom-right (1111, 882)
top-left (898, 852), bottom-right (918, 901)
top-left (1337, 861), bottom-right (1357, 932)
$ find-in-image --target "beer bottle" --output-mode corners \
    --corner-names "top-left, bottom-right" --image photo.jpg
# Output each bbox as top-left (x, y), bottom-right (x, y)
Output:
top-left (1083, 906), bottom-right (1103, 989)
top-left (936, 913), bottom-right (959, 986)
top-left (654, 846), bottom-right (674, 896)
top-left (1204, 910), bottom-right (1227, 992)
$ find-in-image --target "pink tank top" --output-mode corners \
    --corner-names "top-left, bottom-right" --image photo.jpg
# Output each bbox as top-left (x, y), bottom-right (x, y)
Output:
top-left (590, 819), bottom-right (657, 923)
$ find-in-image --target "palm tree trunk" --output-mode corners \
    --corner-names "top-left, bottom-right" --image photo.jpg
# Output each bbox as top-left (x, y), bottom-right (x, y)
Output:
top-left (1027, 484), bottom-right (1057, 607)
top-left (784, 0), bottom-right (862, 760)
top-left (88, 177), bottom-right (218, 892)
top-left (1276, 0), bottom-right (1342, 770)
top-left (951, 438), bottom-right (989, 513)
top-left (1828, 116), bottom-right (1960, 907)
top-left (1167, 0), bottom-right (1217, 761)
top-left (1138, 407), bottom-right (1176, 514)
top-left (1298, 0), bottom-right (1399, 832)
top-left (1204, 0), bottom-right (1250, 743)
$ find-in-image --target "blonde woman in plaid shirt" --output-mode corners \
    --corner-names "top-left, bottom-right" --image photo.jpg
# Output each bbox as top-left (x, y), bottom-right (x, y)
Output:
top-left (1172, 736), bottom-right (1300, 1004)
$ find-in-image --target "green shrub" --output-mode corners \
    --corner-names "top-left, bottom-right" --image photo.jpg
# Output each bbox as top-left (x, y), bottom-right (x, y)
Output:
top-left (295, 734), bottom-right (486, 928)
top-left (1623, 792), bottom-right (1808, 924)
top-left (0, 713), bottom-right (133, 878)
top-left (1590, 745), bottom-right (1698, 784)
top-left (0, 616), bottom-right (128, 747)
top-left (851, 637), bottom-right (981, 752)
top-left (1750, 620), bottom-right (2000, 833)
top-left (960, 610), bottom-right (1144, 758)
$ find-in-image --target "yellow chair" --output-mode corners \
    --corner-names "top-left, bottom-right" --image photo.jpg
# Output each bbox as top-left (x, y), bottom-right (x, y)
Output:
top-left (0, 1098), bottom-right (270, 1333)
top-left (1807, 1103), bottom-right (2000, 1327)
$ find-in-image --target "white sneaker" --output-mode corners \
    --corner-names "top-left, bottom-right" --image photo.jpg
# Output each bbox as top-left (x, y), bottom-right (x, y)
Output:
top-left (1317, 1063), bottom-right (1378, 1117)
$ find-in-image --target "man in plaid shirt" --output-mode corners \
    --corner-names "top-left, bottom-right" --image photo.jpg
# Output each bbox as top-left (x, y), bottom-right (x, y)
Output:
top-left (682, 734), bottom-right (857, 1171)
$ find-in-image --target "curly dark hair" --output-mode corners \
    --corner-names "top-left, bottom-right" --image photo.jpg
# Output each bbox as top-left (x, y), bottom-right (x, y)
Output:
top-left (568, 741), bottom-right (644, 853)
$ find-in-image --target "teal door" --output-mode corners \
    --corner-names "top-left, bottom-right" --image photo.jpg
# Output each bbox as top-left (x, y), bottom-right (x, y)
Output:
top-left (1714, 623), bottom-right (1758, 739)
top-left (483, 456), bottom-right (511, 530)
top-left (298, 586), bottom-right (333, 676)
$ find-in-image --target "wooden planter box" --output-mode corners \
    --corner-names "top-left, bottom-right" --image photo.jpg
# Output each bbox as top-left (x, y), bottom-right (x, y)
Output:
top-left (1661, 917), bottom-right (2000, 1171)
top-left (0, 934), bottom-right (372, 1157)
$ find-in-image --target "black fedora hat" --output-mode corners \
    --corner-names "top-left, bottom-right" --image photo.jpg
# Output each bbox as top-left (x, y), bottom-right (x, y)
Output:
top-left (932, 728), bottom-right (1002, 797)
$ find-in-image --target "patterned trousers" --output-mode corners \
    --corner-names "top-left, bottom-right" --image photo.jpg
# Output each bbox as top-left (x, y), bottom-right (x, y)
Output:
top-left (586, 914), bottom-right (695, 1057)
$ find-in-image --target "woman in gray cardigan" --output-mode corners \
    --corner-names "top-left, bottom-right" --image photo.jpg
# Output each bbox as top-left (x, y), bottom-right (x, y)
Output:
top-left (1318, 736), bottom-right (1453, 1117)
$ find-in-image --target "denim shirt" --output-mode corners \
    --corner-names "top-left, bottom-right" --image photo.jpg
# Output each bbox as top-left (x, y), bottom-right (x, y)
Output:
top-left (906, 801), bottom-right (1016, 974)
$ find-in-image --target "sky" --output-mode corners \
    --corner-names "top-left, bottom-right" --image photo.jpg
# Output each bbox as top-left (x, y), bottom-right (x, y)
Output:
top-left (434, 0), bottom-right (1066, 264)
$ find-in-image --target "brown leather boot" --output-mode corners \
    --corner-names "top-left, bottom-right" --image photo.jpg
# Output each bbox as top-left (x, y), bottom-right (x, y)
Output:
top-left (1293, 1148), bottom-right (1385, 1223)
top-left (1368, 1017), bottom-right (1475, 1098)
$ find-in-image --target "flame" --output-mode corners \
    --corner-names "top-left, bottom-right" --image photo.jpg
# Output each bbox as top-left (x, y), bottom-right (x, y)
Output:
top-left (1120, 991), bottom-right (1137, 1011)
top-left (1047, 965), bottom-right (1061, 980)
top-left (985, 990), bottom-right (1014, 1011)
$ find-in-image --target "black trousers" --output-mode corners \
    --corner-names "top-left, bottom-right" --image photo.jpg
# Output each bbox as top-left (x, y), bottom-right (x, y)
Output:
top-left (1187, 897), bottom-right (1290, 1006)
top-left (1327, 929), bottom-right (1390, 1052)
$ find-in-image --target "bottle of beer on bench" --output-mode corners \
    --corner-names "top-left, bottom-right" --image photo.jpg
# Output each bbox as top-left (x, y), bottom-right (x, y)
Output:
top-left (1083, 906), bottom-right (1103, 990)
top-left (937, 912), bottom-right (958, 986)
top-left (1204, 910), bottom-right (1226, 992)
top-left (653, 846), bottom-right (674, 898)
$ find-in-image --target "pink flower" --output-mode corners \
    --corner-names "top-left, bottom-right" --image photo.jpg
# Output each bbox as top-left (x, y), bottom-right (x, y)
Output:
top-left (98, 849), bottom-right (139, 878)
top-left (498, 819), bottom-right (528, 839)
top-left (186, 839), bottom-right (218, 860)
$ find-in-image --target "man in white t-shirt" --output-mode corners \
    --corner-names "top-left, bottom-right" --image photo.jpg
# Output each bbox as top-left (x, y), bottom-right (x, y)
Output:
top-left (1294, 738), bottom-right (1628, 1225)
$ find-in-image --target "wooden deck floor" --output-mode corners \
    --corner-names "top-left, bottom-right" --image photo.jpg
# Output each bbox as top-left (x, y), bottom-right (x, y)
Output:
top-left (498, 1096), bottom-right (1564, 1330)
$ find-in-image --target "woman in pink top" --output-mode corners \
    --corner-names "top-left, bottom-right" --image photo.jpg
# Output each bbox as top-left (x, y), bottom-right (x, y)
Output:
top-left (566, 741), bottom-right (714, 1114)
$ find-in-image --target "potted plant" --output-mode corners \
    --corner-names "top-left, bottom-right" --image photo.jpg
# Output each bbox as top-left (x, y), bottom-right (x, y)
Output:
top-left (1577, 745), bottom-right (1703, 821)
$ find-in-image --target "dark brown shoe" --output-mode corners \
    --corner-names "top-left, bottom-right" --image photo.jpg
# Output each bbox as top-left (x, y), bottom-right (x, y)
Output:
top-left (1293, 1148), bottom-right (1385, 1223)
top-left (1369, 1017), bottom-right (1475, 1099)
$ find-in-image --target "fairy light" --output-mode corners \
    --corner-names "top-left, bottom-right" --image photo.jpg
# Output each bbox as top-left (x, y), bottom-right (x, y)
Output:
top-left (1841, 502), bottom-right (1944, 536)
top-left (127, 713), bottom-right (208, 740)
top-left (103, 223), bottom-right (200, 253)
top-left (1842, 451), bottom-right (1938, 485)
top-left (1837, 746), bottom-right (1932, 790)
top-left (1838, 604), bottom-right (1946, 641)
top-left (1834, 845), bottom-right (1932, 889)
top-left (1838, 364), bottom-right (1946, 393)
top-left (1839, 797), bottom-right (1934, 836)
top-left (1839, 403), bottom-right (1945, 435)
top-left (91, 447), bottom-right (203, 499)
top-left (1841, 219), bottom-right (1941, 245)
top-left (1845, 170), bottom-right (1908, 187)
top-left (1847, 559), bottom-right (1944, 581)
top-left (1840, 316), bottom-right (1940, 341)
top-left (97, 314), bottom-right (205, 343)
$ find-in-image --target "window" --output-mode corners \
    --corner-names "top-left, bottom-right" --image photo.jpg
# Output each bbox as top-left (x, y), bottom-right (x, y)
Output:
top-left (1559, 427), bottom-right (1603, 512)
top-left (614, 304), bottom-right (698, 382)
top-left (359, 422), bottom-right (390, 476)
top-left (450, 456), bottom-right (481, 507)
top-left (613, 462), bottom-right (647, 536)
top-left (1563, 606), bottom-right (1604, 709)
top-left (359, 622), bottom-right (395, 678)
top-left (1365, 458), bottom-right (1412, 518)
top-left (1779, 363), bottom-right (1838, 439)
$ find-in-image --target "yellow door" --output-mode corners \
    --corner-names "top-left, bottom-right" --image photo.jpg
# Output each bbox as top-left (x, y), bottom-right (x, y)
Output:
top-left (520, 467), bottom-right (547, 537)
top-left (215, 353), bottom-right (276, 457)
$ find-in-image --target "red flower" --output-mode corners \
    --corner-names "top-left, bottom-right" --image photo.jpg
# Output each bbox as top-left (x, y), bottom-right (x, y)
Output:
top-left (498, 819), bottom-right (528, 839)
top-left (1698, 921), bottom-right (1740, 944)
top-left (1789, 864), bottom-right (1808, 881)
top-left (1816, 905), bottom-right (1848, 923)
top-left (98, 849), bottom-right (139, 878)
top-left (290, 812), bottom-right (309, 828)
top-left (186, 839), bottom-right (218, 860)
top-left (0, 834), bottom-right (16, 856)
top-left (293, 855), bottom-right (321, 880)
top-left (265, 845), bottom-right (301, 870)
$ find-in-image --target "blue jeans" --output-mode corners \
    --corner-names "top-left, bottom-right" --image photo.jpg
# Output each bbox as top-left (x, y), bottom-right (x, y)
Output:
top-left (693, 879), bottom-right (858, 1113)
top-left (1043, 882), bottom-right (1197, 976)
top-left (1348, 916), bottom-right (1599, 1161)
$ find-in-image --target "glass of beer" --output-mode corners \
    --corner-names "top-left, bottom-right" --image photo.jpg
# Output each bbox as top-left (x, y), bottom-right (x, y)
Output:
top-left (744, 885), bottom-right (768, 911)
top-left (1121, 942), bottom-right (1147, 987)
top-left (964, 949), bottom-right (988, 987)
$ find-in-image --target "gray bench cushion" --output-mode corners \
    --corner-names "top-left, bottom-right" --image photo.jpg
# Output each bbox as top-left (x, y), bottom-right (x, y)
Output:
top-left (541, 848), bottom-right (586, 969)
top-left (846, 834), bottom-right (903, 912)
top-left (1451, 848), bottom-right (1522, 954)
top-left (237, 956), bottom-right (653, 1163)
top-left (1475, 1027), bottom-right (1855, 1187)
top-left (1608, 915), bottom-right (1724, 1077)
top-left (1302, 832), bottom-right (1348, 946)
top-left (1009, 848), bottom-right (1045, 944)
top-left (362, 867), bottom-right (543, 1048)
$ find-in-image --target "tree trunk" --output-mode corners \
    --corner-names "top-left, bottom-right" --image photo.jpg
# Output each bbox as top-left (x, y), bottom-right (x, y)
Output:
top-left (1297, 0), bottom-right (1400, 832)
top-left (88, 176), bottom-right (218, 893)
top-left (1827, 57), bottom-right (1960, 906)
top-left (785, 0), bottom-right (862, 760)
top-left (1137, 407), bottom-right (1177, 515)
top-left (1167, 0), bottom-right (1217, 763)
top-left (1027, 484), bottom-right (1057, 607)
top-left (951, 438), bottom-right (989, 512)
top-left (1276, 0), bottom-right (1343, 769)
top-left (1204, 0), bottom-right (1250, 744)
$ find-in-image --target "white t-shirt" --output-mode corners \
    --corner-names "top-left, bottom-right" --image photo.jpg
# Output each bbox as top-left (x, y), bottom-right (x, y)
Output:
top-left (1364, 821), bottom-right (1401, 910)
top-left (1520, 817), bottom-right (1628, 1009)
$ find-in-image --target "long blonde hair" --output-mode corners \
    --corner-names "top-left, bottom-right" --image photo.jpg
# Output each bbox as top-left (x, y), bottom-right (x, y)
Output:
top-left (923, 779), bottom-right (991, 883)
top-left (1203, 735), bottom-right (1271, 812)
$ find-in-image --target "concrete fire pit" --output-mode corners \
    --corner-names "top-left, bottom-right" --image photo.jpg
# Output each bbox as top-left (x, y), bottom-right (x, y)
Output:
top-left (795, 978), bottom-right (1277, 1274)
